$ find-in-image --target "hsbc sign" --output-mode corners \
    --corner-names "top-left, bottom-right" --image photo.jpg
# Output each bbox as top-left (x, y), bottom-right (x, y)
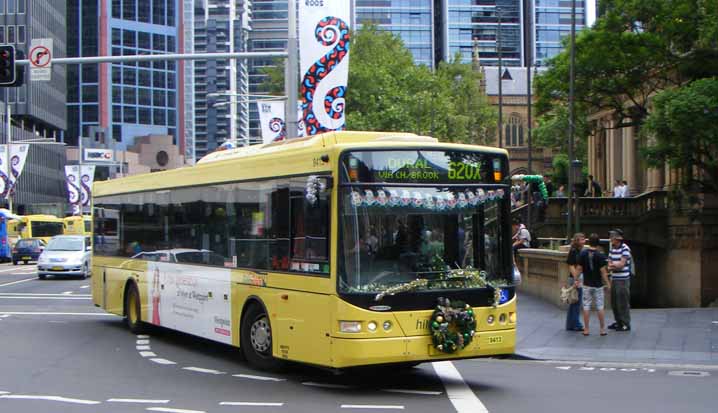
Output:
top-left (84, 148), bottom-right (114, 163)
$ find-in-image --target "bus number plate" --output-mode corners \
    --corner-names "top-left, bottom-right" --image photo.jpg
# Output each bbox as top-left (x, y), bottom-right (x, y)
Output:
top-left (488, 336), bottom-right (503, 344)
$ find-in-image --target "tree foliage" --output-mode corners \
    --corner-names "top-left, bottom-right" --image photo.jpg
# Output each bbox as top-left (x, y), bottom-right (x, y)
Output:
top-left (262, 25), bottom-right (496, 145)
top-left (641, 78), bottom-right (718, 192)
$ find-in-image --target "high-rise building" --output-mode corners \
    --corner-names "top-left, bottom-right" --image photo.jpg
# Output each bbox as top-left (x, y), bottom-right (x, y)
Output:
top-left (532, 0), bottom-right (589, 66)
top-left (67, 0), bottom-right (185, 155)
top-left (192, 0), bottom-right (252, 159)
top-left (0, 0), bottom-right (69, 214)
top-left (352, 0), bottom-right (435, 67)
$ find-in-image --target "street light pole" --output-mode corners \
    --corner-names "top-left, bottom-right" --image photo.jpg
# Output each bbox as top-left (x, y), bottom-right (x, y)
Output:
top-left (286, 0), bottom-right (299, 140)
top-left (4, 88), bottom-right (11, 213)
top-left (497, 8), bottom-right (503, 148)
top-left (567, 0), bottom-right (577, 238)
top-left (526, 0), bottom-right (533, 227)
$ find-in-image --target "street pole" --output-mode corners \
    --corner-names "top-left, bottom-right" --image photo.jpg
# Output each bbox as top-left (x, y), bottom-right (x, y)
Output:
top-left (497, 8), bottom-right (503, 148)
top-left (286, 0), bottom-right (299, 140)
top-left (526, 0), bottom-right (533, 227)
top-left (567, 0), bottom-right (576, 239)
top-left (4, 88), bottom-right (11, 213)
top-left (78, 136), bottom-right (83, 216)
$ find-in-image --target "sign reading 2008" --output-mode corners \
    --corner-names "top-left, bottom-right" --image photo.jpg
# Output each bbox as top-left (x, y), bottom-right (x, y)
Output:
top-left (344, 150), bottom-right (497, 185)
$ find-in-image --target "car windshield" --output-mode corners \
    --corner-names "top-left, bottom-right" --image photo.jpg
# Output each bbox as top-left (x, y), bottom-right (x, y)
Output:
top-left (338, 149), bottom-right (512, 296)
top-left (46, 238), bottom-right (84, 251)
top-left (15, 240), bottom-right (36, 248)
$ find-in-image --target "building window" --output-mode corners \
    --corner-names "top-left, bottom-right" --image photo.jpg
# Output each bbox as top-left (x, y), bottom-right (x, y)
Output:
top-left (0, 26), bottom-right (5, 44)
top-left (506, 114), bottom-right (524, 147)
top-left (112, 0), bottom-right (121, 18)
top-left (16, 0), bottom-right (23, 14)
top-left (123, 0), bottom-right (136, 21)
top-left (16, 25), bottom-right (24, 44)
top-left (0, 0), bottom-right (4, 15)
top-left (6, 0), bottom-right (13, 14)
top-left (7, 25), bottom-right (14, 43)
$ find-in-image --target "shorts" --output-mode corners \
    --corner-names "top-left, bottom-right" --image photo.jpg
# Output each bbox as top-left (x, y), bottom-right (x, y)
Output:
top-left (582, 286), bottom-right (605, 311)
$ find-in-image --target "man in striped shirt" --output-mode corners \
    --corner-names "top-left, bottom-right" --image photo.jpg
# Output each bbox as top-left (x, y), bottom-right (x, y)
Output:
top-left (608, 229), bottom-right (632, 331)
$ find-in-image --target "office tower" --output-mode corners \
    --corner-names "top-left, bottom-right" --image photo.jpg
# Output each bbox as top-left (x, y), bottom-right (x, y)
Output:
top-left (192, 0), bottom-right (251, 159)
top-left (0, 0), bottom-right (69, 214)
top-left (532, 0), bottom-right (589, 66)
top-left (352, 0), bottom-right (435, 67)
top-left (67, 0), bottom-right (185, 154)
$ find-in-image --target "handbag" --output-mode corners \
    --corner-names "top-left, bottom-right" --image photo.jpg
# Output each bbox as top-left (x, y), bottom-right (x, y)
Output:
top-left (560, 285), bottom-right (579, 304)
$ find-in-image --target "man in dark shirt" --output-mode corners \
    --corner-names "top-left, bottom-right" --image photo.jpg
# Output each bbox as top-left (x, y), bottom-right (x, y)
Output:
top-left (577, 233), bottom-right (611, 336)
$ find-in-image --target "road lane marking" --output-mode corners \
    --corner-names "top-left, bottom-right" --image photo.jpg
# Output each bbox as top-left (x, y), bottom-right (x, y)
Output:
top-left (140, 351), bottom-right (157, 358)
top-left (182, 367), bottom-right (225, 375)
top-left (0, 391), bottom-right (9, 394)
top-left (150, 358), bottom-right (177, 365)
top-left (232, 374), bottom-right (286, 382)
top-left (146, 408), bottom-right (205, 413)
top-left (0, 293), bottom-right (91, 296)
top-left (0, 312), bottom-right (116, 316)
top-left (219, 402), bottom-right (284, 406)
top-left (137, 339), bottom-right (150, 345)
top-left (0, 395), bottom-right (101, 405)
top-left (137, 345), bottom-right (152, 350)
top-left (382, 389), bottom-right (442, 396)
top-left (341, 405), bottom-right (404, 410)
top-left (0, 278), bottom-right (35, 287)
top-left (432, 361), bottom-right (488, 413)
top-left (108, 398), bottom-right (170, 404)
top-left (61, 291), bottom-right (73, 295)
top-left (137, 335), bottom-right (150, 339)
top-left (302, 382), bottom-right (354, 389)
top-left (0, 267), bottom-right (35, 273)
top-left (80, 285), bottom-right (90, 289)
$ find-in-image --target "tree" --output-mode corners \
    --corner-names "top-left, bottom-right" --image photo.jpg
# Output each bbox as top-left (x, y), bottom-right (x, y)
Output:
top-left (261, 25), bottom-right (496, 144)
top-left (535, 0), bottom-right (718, 129)
top-left (533, 103), bottom-right (589, 160)
top-left (641, 78), bottom-right (718, 192)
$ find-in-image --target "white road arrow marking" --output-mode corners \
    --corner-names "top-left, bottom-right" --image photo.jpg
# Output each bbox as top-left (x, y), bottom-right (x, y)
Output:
top-left (432, 361), bottom-right (488, 413)
top-left (232, 374), bottom-right (286, 382)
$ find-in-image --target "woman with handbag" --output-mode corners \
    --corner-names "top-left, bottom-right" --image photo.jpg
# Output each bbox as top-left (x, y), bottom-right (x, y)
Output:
top-left (565, 233), bottom-right (585, 331)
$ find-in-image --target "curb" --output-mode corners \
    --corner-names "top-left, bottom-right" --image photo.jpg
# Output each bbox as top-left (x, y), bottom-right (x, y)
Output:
top-left (506, 353), bottom-right (718, 370)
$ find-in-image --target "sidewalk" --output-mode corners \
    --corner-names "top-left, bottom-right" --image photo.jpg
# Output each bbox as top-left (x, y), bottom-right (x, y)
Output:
top-left (515, 293), bottom-right (718, 366)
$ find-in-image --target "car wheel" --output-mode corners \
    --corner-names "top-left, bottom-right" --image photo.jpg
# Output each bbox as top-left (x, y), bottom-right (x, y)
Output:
top-left (81, 264), bottom-right (89, 280)
top-left (241, 303), bottom-right (283, 371)
top-left (12, 261), bottom-right (17, 265)
top-left (125, 283), bottom-right (146, 334)
top-left (38, 274), bottom-right (46, 280)
top-left (23, 261), bottom-right (28, 265)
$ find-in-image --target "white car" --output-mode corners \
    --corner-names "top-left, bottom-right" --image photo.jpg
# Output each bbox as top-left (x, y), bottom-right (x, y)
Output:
top-left (37, 235), bottom-right (92, 279)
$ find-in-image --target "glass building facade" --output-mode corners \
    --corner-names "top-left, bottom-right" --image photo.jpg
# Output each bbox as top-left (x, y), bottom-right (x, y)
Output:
top-left (67, 0), bottom-right (183, 151)
top-left (353, 0), bottom-right (435, 67)
top-left (533, 0), bottom-right (586, 66)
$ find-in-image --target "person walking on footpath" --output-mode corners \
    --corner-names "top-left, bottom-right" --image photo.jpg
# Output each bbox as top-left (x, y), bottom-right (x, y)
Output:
top-left (608, 229), bottom-right (632, 331)
top-left (565, 233), bottom-right (585, 331)
top-left (577, 233), bottom-right (611, 336)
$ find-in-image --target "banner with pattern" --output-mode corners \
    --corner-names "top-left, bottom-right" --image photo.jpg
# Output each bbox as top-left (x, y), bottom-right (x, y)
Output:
top-left (299, 0), bottom-right (351, 136)
top-left (0, 144), bottom-right (29, 199)
top-left (65, 165), bottom-right (96, 214)
top-left (257, 100), bottom-right (306, 144)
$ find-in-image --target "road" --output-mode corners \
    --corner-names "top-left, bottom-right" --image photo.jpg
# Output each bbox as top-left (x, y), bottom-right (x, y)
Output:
top-left (0, 263), bottom-right (715, 413)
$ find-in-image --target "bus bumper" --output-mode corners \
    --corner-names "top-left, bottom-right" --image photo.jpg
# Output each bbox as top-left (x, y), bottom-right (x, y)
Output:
top-left (330, 328), bottom-right (515, 368)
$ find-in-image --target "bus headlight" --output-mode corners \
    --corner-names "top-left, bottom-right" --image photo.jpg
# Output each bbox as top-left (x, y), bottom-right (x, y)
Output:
top-left (383, 321), bottom-right (392, 331)
top-left (339, 321), bottom-right (362, 333)
top-left (367, 321), bottom-right (377, 332)
top-left (509, 312), bottom-right (516, 324)
top-left (487, 315), bottom-right (495, 325)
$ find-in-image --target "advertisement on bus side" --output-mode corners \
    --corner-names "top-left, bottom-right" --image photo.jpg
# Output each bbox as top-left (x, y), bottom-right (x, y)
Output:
top-left (146, 261), bottom-right (232, 344)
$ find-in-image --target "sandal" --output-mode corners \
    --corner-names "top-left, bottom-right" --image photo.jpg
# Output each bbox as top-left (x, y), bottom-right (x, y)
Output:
top-left (582, 331), bottom-right (590, 336)
top-left (600, 331), bottom-right (607, 336)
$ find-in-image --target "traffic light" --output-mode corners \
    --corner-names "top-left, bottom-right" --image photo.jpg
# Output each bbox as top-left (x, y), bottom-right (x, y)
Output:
top-left (0, 45), bottom-right (16, 86)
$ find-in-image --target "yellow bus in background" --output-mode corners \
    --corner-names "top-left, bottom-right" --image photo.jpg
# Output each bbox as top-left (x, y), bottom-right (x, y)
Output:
top-left (15, 215), bottom-right (64, 243)
top-left (64, 215), bottom-right (92, 236)
top-left (92, 131), bottom-right (517, 371)
top-left (7, 217), bottom-right (21, 247)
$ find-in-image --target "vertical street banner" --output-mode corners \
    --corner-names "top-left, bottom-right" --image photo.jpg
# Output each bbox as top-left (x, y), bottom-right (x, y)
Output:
top-left (257, 100), bottom-right (287, 144)
top-left (80, 165), bottom-right (96, 207)
top-left (299, 0), bottom-right (351, 136)
top-left (8, 144), bottom-right (29, 195)
top-left (256, 100), bottom-right (307, 144)
top-left (65, 165), bottom-right (81, 214)
top-left (0, 146), bottom-right (9, 198)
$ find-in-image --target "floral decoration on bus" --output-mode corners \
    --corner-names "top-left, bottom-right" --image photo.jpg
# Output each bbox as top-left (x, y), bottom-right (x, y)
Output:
top-left (349, 188), bottom-right (506, 210)
top-left (430, 297), bottom-right (477, 354)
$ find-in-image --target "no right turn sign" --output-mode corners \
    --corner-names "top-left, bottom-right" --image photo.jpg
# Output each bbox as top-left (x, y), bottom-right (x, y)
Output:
top-left (29, 38), bottom-right (53, 81)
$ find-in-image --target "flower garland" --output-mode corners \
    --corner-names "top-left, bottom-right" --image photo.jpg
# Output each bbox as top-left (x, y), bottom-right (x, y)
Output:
top-left (350, 188), bottom-right (506, 210)
top-left (430, 297), bottom-right (477, 353)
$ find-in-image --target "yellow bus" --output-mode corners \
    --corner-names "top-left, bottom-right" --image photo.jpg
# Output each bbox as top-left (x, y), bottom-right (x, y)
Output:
top-left (92, 131), bottom-right (517, 370)
top-left (7, 217), bottom-right (21, 248)
top-left (64, 215), bottom-right (92, 236)
top-left (15, 214), bottom-right (64, 243)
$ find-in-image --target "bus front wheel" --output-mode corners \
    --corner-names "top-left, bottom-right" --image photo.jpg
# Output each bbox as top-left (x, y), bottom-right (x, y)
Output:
top-left (241, 303), bottom-right (282, 371)
top-left (125, 283), bottom-right (146, 334)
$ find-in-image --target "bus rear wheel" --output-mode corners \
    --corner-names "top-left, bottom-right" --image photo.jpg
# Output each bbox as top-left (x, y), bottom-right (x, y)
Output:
top-left (125, 283), bottom-right (146, 334)
top-left (241, 304), bottom-right (282, 371)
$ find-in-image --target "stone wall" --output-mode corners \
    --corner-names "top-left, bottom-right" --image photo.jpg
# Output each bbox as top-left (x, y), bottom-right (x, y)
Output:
top-left (516, 249), bottom-right (571, 309)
